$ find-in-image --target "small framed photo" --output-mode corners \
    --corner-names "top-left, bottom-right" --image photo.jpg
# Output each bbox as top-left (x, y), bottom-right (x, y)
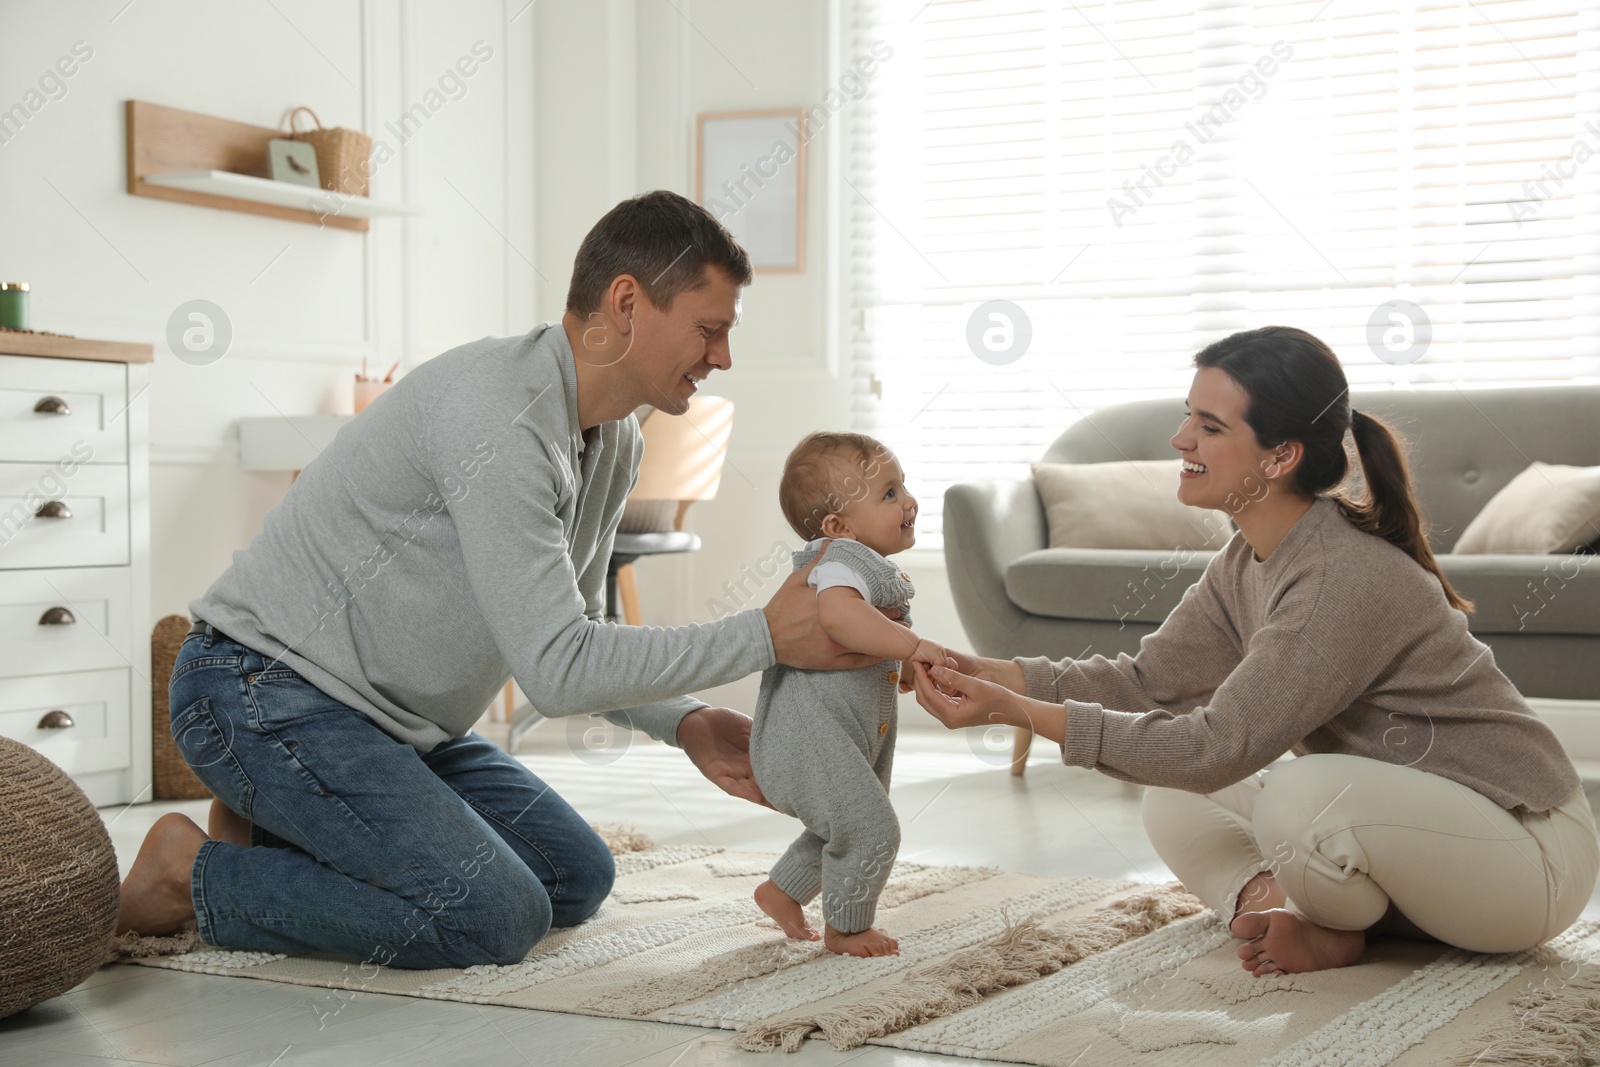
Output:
top-left (696, 109), bottom-right (807, 273)
top-left (267, 138), bottom-right (321, 188)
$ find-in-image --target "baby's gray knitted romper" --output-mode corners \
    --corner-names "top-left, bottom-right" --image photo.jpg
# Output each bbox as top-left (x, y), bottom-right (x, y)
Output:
top-left (750, 537), bottom-right (915, 934)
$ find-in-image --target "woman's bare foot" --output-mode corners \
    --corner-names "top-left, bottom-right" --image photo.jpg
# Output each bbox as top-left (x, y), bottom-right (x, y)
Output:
top-left (116, 813), bottom-right (207, 936)
top-left (1231, 909), bottom-right (1365, 976)
top-left (824, 922), bottom-right (899, 958)
top-left (207, 798), bottom-right (251, 847)
top-left (754, 879), bottom-right (818, 941)
top-left (1235, 870), bottom-right (1287, 915)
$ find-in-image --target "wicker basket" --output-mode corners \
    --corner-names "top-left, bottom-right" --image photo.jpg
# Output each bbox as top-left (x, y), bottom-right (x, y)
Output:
top-left (151, 614), bottom-right (211, 800)
top-left (287, 106), bottom-right (372, 197)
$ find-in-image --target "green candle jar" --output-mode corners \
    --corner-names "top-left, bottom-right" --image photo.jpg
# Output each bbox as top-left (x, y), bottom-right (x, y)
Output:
top-left (0, 283), bottom-right (29, 330)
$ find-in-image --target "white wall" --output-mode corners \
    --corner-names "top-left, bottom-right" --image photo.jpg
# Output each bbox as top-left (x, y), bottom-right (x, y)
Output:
top-left (558, 0), bottom-right (962, 727)
top-left (0, 0), bottom-right (535, 624)
top-left (0, 0), bottom-right (961, 729)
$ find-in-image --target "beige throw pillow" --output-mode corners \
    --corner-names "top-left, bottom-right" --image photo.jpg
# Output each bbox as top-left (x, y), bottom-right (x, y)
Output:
top-left (1454, 462), bottom-right (1600, 554)
top-left (1031, 460), bottom-right (1234, 551)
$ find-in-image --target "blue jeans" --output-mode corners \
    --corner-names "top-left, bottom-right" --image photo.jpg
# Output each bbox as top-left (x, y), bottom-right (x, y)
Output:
top-left (168, 624), bottom-right (614, 968)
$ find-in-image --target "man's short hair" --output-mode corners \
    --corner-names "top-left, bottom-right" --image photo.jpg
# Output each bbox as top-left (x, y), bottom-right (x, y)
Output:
top-left (566, 191), bottom-right (754, 316)
top-left (779, 431), bottom-right (893, 541)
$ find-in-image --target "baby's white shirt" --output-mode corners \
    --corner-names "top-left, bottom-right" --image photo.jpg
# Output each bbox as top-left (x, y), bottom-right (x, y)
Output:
top-left (803, 537), bottom-right (875, 601)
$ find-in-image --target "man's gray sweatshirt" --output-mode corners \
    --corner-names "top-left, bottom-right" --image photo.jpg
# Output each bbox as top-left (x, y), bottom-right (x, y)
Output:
top-left (191, 322), bottom-right (775, 751)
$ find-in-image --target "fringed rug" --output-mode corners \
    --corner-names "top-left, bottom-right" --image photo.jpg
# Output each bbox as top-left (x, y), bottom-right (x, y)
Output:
top-left (112, 827), bottom-right (1600, 1066)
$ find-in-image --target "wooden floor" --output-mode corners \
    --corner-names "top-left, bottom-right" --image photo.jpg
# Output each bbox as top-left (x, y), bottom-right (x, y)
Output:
top-left (6, 730), bottom-right (1599, 1067)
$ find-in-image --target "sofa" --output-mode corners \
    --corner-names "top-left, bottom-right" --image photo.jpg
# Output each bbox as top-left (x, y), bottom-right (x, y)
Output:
top-left (944, 384), bottom-right (1600, 772)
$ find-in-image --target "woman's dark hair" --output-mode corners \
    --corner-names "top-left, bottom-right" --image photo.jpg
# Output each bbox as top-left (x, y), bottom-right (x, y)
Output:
top-left (566, 190), bottom-right (754, 316)
top-left (1193, 325), bottom-right (1472, 613)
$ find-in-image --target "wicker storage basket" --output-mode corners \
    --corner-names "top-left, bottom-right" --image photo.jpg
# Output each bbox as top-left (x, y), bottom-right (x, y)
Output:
top-left (0, 737), bottom-right (120, 1017)
top-left (288, 106), bottom-right (372, 197)
top-left (151, 614), bottom-right (211, 800)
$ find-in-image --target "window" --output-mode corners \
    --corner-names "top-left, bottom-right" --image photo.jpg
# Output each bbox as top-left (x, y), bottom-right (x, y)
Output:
top-left (845, 0), bottom-right (1600, 548)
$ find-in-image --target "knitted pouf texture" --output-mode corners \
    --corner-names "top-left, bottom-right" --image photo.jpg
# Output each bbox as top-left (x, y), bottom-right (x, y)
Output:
top-left (0, 736), bottom-right (120, 1017)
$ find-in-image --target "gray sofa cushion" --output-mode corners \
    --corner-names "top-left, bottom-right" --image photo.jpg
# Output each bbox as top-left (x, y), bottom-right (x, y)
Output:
top-left (1315, 388), bottom-right (1600, 553)
top-left (1005, 547), bottom-right (1597, 635)
top-left (1006, 548), bottom-right (1217, 625)
top-left (1438, 553), bottom-right (1600, 635)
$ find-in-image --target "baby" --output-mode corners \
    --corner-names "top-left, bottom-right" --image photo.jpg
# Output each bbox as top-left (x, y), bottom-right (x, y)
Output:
top-left (750, 431), bottom-right (952, 957)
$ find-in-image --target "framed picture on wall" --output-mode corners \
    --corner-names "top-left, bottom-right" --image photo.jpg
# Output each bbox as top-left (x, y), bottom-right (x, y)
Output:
top-left (696, 109), bottom-right (807, 273)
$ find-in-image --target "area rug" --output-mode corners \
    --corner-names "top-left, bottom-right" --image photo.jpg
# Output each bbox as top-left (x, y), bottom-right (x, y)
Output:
top-left (112, 829), bottom-right (1600, 1066)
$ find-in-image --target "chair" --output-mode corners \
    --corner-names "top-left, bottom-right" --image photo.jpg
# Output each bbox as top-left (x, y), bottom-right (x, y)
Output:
top-left (504, 396), bottom-right (733, 749)
top-left (607, 396), bottom-right (735, 624)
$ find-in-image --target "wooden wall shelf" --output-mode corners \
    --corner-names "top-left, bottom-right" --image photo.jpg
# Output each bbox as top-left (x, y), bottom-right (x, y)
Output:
top-left (142, 171), bottom-right (418, 220)
top-left (125, 101), bottom-right (414, 232)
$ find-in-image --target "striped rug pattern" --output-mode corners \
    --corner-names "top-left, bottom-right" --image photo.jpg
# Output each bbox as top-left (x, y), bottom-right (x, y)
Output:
top-left (117, 836), bottom-right (1600, 1066)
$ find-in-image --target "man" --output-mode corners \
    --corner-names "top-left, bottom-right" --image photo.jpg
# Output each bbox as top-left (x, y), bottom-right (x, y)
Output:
top-left (117, 192), bottom-right (877, 968)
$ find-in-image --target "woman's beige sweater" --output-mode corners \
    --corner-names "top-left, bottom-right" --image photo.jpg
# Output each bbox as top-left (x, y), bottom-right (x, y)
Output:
top-left (1018, 496), bottom-right (1580, 811)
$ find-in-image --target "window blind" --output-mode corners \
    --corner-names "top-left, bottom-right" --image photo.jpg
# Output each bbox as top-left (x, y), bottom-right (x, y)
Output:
top-left (845, 0), bottom-right (1600, 549)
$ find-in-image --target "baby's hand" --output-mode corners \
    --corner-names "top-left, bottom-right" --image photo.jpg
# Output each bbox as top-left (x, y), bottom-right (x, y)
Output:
top-left (908, 638), bottom-right (953, 672)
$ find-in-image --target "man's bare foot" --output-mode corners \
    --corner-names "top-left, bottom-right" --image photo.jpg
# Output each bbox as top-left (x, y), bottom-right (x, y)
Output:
top-left (207, 798), bottom-right (251, 847)
top-left (755, 879), bottom-right (818, 941)
top-left (824, 922), bottom-right (898, 957)
top-left (1231, 909), bottom-right (1364, 976)
top-left (116, 813), bottom-right (207, 936)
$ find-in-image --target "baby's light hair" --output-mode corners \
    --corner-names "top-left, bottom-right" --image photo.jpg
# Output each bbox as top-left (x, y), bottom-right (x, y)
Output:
top-left (779, 431), bottom-right (895, 541)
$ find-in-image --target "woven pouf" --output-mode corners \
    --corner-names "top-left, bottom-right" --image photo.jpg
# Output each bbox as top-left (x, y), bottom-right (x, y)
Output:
top-left (0, 736), bottom-right (120, 1017)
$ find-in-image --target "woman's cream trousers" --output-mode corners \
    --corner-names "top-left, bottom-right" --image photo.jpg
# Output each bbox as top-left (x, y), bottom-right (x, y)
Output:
top-left (1142, 753), bottom-right (1598, 951)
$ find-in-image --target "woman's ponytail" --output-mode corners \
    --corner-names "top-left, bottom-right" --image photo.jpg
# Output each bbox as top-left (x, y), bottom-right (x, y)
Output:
top-left (1340, 410), bottom-right (1473, 613)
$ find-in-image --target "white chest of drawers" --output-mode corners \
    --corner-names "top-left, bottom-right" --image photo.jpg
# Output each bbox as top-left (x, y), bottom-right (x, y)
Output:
top-left (0, 338), bottom-right (152, 807)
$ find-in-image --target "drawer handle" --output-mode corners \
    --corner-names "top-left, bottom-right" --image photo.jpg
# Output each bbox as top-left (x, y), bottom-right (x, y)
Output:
top-left (34, 396), bottom-right (71, 416)
top-left (38, 710), bottom-right (75, 730)
top-left (39, 606), bottom-right (76, 626)
top-left (34, 500), bottom-right (71, 519)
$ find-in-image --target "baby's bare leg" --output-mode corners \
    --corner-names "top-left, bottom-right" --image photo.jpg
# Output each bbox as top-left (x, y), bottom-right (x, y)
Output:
top-left (761, 828), bottom-right (824, 940)
top-left (818, 712), bottom-right (902, 957)
top-left (824, 922), bottom-right (899, 957)
top-left (755, 879), bottom-right (819, 941)
top-left (754, 682), bottom-right (901, 954)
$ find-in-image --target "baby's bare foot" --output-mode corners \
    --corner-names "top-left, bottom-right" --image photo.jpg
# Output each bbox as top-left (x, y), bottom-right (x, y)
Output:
top-left (116, 813), bottom-right (207, 936)
top-left (207, 798), bottom-right (251, 847)
top-left (755, 879), bottom-right (818, 941)
top-left (1231, 909), bottom-right (1364, 976)
top-left (824, 922), bottom-right (899, 957)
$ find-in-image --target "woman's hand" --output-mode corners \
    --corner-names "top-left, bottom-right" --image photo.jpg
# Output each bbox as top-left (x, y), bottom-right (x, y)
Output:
top-left (909, 661), bottom-right (1022, 731)
top-left (900, 649), bottom-right (1024, 695)
top-left (912, 662), bottom-right (1068, 744)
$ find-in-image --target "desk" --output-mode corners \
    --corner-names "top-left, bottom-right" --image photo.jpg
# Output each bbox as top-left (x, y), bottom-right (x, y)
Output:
top-left (238, 415), bottom-right (353, 472)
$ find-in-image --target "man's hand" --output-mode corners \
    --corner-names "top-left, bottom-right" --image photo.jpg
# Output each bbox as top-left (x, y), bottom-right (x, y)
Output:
top-left (762, 540), bottom-right (901, 671)
top-left (676, 706), bottom-right (772, 809)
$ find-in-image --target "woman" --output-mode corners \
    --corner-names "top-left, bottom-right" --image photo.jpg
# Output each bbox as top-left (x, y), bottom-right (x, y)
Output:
top-left (912, 325), bottom-right (1598, 976)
